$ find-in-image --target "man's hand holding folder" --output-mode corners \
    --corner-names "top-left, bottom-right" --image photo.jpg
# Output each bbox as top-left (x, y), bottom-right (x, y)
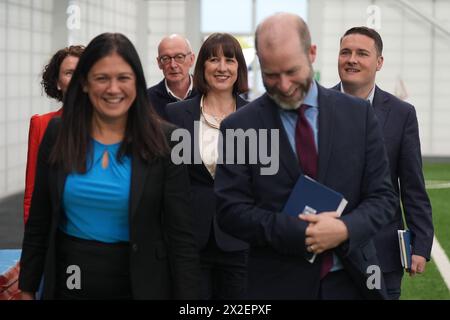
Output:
top-left (281, 175), bottom-right (349, 261)
top-left (300, 212), bottom-right (349, 254)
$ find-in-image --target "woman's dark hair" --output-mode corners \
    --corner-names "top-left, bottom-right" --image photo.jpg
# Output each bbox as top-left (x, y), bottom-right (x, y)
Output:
top-left (50, 33), bottom-right (169, 173)
top-left (193, 33), bottom-right (249, 95)
top-left (41, 45), bottom-right (85, 102)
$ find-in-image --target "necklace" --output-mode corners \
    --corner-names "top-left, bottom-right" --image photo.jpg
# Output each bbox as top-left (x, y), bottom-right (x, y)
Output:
top-left (211, 113), bottom-right (226, 121)
top-left (201, 107), bottom-right (221, 129)
top-left (201, 95), bottom-right (236, 129)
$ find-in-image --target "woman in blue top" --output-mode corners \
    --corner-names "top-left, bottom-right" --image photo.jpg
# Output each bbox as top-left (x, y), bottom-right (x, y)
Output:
top-left (18, 33), bottom-right (200, 300)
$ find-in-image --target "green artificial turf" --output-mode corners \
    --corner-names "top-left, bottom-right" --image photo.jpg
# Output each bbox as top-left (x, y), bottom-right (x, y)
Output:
top-left (400, 162), bottom-right (450, 300)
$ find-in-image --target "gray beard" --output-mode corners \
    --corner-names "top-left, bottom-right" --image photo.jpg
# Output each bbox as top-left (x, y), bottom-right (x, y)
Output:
top-left (265, 74), bottom-right (313, 111)
top-left (268, 93), bottom-right (303, 110)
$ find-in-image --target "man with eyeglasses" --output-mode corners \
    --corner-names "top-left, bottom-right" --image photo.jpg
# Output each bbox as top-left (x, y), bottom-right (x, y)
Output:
top-left (147, 34), bottom-right (197, 120)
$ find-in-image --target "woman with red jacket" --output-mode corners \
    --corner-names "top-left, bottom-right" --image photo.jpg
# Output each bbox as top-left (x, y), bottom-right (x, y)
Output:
top-left (23, 45), bottom-right (84, 223)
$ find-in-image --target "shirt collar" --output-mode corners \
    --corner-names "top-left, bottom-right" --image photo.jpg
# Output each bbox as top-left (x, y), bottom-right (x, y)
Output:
top-left (165, 75), bottom-right (193, 101)
top-left (340, 82), bottom-right (376, 105)
top-left (302, 80), bottom-right (319, 108)
top-left (366, 85), bottom-right (376, 105)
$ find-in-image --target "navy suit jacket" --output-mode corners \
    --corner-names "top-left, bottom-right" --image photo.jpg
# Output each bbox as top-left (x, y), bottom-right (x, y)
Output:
top-left (147, 79), bottom-right (198, 120)
top-left (332, 84), bottom-right (434, 272)
top-left (214, 84), bottom-right (397, 299)
top-left (166, 95), bottom-right (249, 252)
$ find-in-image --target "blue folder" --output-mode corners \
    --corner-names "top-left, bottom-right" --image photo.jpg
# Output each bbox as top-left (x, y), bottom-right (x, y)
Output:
top-left (282, 175), bottom-right (348, 263)
top-left (282, 175), bottom-right (348, 217)
top-left (398, 229), bottom-right (412, 270)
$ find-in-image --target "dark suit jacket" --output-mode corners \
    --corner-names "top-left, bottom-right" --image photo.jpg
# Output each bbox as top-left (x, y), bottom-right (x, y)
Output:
top-left (147, 79), bottom-right (198, 120)
top-left (19, 118), bottom-right (200, 300)
top-left (166, 95), bottom-right (249, 252)
top-left (332, 84), bottom-right (434, 272)
top-left (214, 84), bottom-right (397, 299)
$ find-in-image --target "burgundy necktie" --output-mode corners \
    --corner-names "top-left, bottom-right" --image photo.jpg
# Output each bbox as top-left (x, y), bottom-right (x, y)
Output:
top-left (295, 104), bottom-right (333, 279)
top-left (295, 105), bottom-right (317, 178)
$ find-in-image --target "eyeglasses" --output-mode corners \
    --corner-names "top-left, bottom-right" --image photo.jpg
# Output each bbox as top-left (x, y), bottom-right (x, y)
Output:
top-left (158, 52), bottom-right (191, 65)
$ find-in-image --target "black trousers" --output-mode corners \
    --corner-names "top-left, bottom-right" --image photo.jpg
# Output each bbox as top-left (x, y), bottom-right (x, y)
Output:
top-left (383, 269), bottom-right (404, 300)
top-left (319, 270), bottom-right (364, 300)
top-left (55, 231), bottom-right (132, 300)
top-left (199, 235), bottom-right (248, 300)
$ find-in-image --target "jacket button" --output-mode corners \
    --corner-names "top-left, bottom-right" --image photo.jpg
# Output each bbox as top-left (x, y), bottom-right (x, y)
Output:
top-left (132, 244), bottom-right (138, 252)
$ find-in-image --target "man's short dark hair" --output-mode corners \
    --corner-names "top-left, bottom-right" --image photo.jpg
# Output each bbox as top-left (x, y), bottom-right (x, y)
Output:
top-left (341, 26), bottom-right (383, 56)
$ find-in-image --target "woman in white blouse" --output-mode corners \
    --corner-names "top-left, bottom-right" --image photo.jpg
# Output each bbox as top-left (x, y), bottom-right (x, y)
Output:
top-left (166, 33), bottom-right (249, 300)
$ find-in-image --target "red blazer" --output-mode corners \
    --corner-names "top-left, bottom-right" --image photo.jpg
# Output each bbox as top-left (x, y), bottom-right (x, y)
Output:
top-left (23, 109), bottom-right (62, 224)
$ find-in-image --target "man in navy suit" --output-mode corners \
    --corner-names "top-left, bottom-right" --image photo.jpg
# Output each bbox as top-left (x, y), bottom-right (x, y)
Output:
top-left (333, 26), bottom-right (434, 299)
top-left (147, 34), bottom-right (197, 120)
top-left (214, 13), bottom-right (397, 300)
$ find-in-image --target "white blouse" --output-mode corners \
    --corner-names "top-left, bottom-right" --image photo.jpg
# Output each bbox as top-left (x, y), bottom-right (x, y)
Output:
top-left (199, 96), bottom-right (221, 178)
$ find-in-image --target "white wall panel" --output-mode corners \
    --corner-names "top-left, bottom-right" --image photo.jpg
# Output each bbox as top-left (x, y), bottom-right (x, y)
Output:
top-left (0, 0), bottom-right (53, 197)
top-left (0, 0), bottom-right (183, 198)
top-left (146, 1), bottom-right (189, 86)
top-left (0, 148), bottom-right (5, 170)
top-left (0, 170), bottom-right (5, 194)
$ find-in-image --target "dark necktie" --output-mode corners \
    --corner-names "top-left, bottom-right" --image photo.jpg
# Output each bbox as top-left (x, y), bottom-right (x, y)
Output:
top-left (295, 104), bottom-right (317, 178)
top-left (295, 104), bottom-right (333, 279)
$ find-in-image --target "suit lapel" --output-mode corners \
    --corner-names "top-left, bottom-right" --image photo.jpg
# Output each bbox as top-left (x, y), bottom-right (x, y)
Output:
top-left (130, 153), bottom-right (150, 220)
top-left (372, 86), bottom-right (390, 130)
top-left (184, 95), bottom-right (201, 161)
top-left (257, 94), bottom-right (300, 181)
top-left (56, 167), bottom-right (67, 212)
top-left (335, 82), bottom-right (390, 130)
top-left (183, 96), bottom-right (212, 179)
top-left (236, 95), bottom-right (247, 109)
top-left (317, 85), bottom-right (335, 183)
